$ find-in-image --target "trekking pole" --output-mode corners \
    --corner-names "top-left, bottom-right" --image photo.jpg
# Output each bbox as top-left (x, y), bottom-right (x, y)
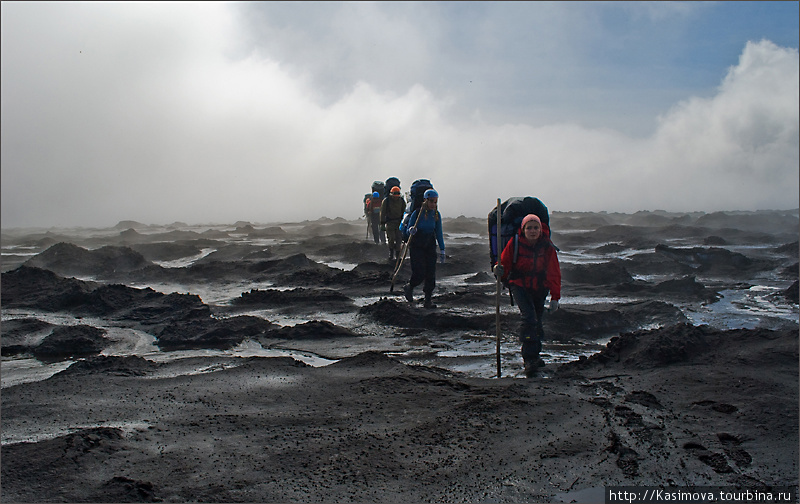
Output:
top-left (495, 198), bottom-right (502, 378)
top-left (390, 209), bottom-right (423, 292)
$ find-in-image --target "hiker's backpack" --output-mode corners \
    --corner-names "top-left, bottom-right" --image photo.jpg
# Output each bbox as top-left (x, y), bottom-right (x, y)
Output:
top-left (363, 193), bottom-right (373, 216)
top-left (488, 196), bottom-right (550, 267)
top-left (371, 181), bottom-right (385, 197)
top-left (406, 179), bottom-right (433, 215)
top-left (384, 177), bottom-right (401, 198)
top-left (399, 179), bottom-right (434, 240)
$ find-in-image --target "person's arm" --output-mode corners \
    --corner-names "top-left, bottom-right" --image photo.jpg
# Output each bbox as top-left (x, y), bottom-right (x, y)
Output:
top-left (435, 212), bottom-right (445, 251)
top-left (380, 199), bottom-right (388, 225)
top-left (498, 237), bottom-right (514, 281)
top-left (544, 246), bottom-right (561, 300)
top-left (401, 210), bottom-right (418, 240)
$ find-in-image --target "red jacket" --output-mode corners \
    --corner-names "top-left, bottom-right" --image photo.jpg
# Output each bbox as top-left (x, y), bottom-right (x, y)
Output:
top-left (499, 223), bottom-right (561, 300)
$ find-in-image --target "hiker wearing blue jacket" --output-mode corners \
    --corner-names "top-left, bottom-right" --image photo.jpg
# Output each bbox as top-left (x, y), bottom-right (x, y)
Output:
top-left (401, 189), bottom-right (445, 308)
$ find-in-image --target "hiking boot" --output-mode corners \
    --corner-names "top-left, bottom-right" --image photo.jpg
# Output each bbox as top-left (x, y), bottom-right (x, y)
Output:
top-left (403, 284), bottom-right (414, 303)
top-left (524, 362), bottom-right (537, 378)
top-left (523, 357), bottom-right (545, 377)
top-left (423, 294), bottom-right (437, 309)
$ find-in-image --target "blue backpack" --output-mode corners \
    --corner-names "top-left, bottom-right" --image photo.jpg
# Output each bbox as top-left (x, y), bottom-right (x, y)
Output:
top-left (400, 179), bottom-right (434, 240)
top-left (488, 196), bottom-right (550, 267)
top-left (407, 179), bottom-right (433, 214)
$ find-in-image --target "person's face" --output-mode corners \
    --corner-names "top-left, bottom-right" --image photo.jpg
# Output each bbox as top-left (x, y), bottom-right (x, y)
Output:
top-left (426, 197), bottom-right (438, 209)
top-left (523, 221), bottom-right (541, 241)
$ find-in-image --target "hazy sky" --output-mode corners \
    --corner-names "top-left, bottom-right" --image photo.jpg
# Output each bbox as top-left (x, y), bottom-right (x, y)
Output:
top-left (2, 1), bottom-right (798, 228)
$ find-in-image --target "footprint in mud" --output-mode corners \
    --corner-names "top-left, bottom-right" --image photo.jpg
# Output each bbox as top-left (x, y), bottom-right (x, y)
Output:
top-left (607, 432), bottom-right (639, 477)
top-left (614, 404), bottom-right (666, 447)
top-left (624, 390), bottom-right (663, 410)
top-left (718, 433), bottom-right (752, 468)
top-left (683, 441), bottom-right (734, 473)
top-left (615, 405), bottom-right (645, 427)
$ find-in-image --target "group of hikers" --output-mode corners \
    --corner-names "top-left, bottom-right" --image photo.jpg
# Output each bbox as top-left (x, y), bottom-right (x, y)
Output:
top-left (365, 180), bottom-right (562, 377)
top-left (364, 178), bottom-right (444, 309)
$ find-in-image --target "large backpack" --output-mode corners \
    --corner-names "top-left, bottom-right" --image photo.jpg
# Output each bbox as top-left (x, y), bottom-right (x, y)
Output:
top-left (400, 179), bottom-right (434, 240)
top-left (407, 179), bottom-right (433, 214)
top-left (488, 196), bottom-right (550, 267)
top-left (371, 181), bottom-right (385, 197)
top-left (363, 193), bottom-right (372, 216)
top-left (384, 177), bottom-right (401, 198)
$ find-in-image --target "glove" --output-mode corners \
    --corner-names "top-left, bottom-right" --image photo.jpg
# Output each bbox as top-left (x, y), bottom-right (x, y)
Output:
top-left (549, 299), bottom-right (559, 312)
top-left (493, 264), bottom-right (504, 278)
top-left (409, 227), bottom-right (418, 236)
top-left (379, 224), bottom-right (386, 231)
top-left (439, 250), bottom-right (446, 264)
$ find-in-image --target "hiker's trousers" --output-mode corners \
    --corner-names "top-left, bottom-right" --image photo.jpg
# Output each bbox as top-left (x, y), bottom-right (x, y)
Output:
top-left (385, 220), bottom-right (402, 253)
top-left (371, 211), bottom-right (385, 244)
top-left (508, 284), bottom-right (546, 362)
top-left (409, 234), bottom-right (437, 295)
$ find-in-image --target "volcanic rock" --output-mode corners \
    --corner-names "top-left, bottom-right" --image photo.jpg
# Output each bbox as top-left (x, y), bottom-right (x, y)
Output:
top-left (562, 262), bottom-right (635, 285)
top-left (57, 355), bottom-right (160, 377)
top-left (1, 318), bottom-right (55, 355)
top-left (24, 242), bottom-right (150, 277)
top-left (156, 315), bottom-right (277, 350)
top-left (33, 325), bottom-right (108, 361)
top-left (265, 320), bottom-right (359, 340)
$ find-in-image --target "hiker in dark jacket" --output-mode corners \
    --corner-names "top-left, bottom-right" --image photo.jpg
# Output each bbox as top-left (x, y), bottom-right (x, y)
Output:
top-left (494, 214), bottom-right (561, 376)
top-left (401, 189), bottom-right (445, 309)
top-left (380, 186), bottom-right (406, 261)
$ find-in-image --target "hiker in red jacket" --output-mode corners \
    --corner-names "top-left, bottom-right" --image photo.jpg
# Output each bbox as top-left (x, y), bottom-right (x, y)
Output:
top-left (494, 214), bottom-right (561, 376)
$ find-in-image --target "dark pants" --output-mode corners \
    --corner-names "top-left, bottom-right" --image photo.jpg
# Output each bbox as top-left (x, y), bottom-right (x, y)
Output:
top-left (409, 234), bottom-right (437, 295)
top-left (370, 211), bottom-right (385, 244)
top-left (508, 284), bottom-right (546, 363)
top-left (385, 220), bottom-right (402, 254)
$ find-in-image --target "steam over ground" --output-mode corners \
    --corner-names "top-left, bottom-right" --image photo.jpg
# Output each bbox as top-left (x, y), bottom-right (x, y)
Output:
top-left (1, 2), bottom-right (798, 228)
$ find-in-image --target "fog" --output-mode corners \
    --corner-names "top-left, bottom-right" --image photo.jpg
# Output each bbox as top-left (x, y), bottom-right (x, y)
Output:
top-left (2, 2), bottom-right (798, 228)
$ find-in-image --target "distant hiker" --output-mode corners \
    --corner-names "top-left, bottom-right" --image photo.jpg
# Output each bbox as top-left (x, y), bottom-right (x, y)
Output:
top-left (494, 214), bottom-right (561, 377)
top-left (363, 194), bottom-right (372, 219)
top-left (401, 189), bottom-right (445, 309)
top-left (368, 190), bottom-right (386, 244)
top-left (380, 186), bottom-right (406, 261)
top-left (384, 177), bottom-right (401, 198)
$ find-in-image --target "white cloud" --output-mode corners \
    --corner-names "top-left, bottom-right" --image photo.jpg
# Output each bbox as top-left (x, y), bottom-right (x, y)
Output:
top-left (1, 3), bottom-right (797, 228)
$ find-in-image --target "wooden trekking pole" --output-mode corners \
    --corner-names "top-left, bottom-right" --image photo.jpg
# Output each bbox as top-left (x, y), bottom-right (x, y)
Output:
top-left (495, 198), bottom-right (502, 378)
top-left (390, 208), bottom-right (423, 292)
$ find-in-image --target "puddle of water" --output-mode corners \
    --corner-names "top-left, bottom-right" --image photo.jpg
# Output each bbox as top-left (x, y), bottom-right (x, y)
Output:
top-left (308, 258), bottom-right (358, 271)
top-left (124, 280), bottom-right (277, 305)
top-left (0, 359), bottom-right (74, 388)
top-left (686, 287), bottom-right (799, 329)
top-left (152, 247), bottom-right (216, 268)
